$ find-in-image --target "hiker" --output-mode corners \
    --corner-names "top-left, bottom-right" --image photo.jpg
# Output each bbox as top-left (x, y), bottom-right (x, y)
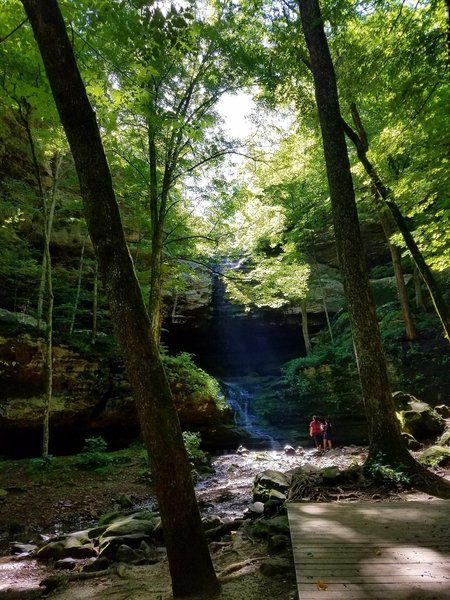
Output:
top-left (309, 415), bottom-right (322, 449)
top-left (322, 417), bottom-right (333, 451)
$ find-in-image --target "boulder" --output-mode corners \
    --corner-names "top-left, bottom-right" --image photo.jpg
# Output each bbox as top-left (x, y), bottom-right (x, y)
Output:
top-left (320, 466), bottom-right (342, 481)
top-left (437, 430), bottom-right (450, 447)
top-left (36, 535), bottom-right (96, 561)
top-left (393, 392), bottom-right (445, 440)
top-left (251, 516), bottom-right (290, 539)
top-left (253, 470), bottom-right (290, 502)
top-left (259, 557), bottom-right (294, 578)
top-left (418, 445), bottom-right (450, 467)
top-left (98, 533), bottom-right (152, 559)
top-left (55, 558), bottom-right (77, 570)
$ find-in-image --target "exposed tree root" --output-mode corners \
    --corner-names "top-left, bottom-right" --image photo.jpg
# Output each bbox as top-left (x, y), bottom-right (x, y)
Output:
top-left (218, 557), bottom-right (264, 582)
top-left (408, 465), bottom-right (450, 499)
top-left (287, 472), bottom-right (332, 502)
top-left (364, 452), bottom-right (450, 499)
top-left (40, 567), bottom-right (113, 592)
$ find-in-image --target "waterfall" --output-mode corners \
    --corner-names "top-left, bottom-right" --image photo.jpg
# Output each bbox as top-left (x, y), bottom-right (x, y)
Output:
top-left (221, 380), bottom-right (282, 450)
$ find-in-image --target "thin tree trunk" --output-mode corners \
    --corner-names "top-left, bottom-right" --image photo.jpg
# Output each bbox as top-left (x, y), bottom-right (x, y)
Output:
top-left (386, 199), bottom-right (450, 340)
top-left (21, 1), bottom-right (221, 594)
top-left (15, 97), bottom-right (57, 457)
top-left (147, 125), bottom-right (168, 346)
top-left (92, 260), bottom-right (98, 345)
top-left (370, 185), bottom-right (417, 340)
top-left (309, 241), bottom-right (335, 345)
top-left (37, 153), bottom-right (61, 329)
top-left (413, 262), bottom-right (426, 311)
top-left (320, 283), bottom-right (334, 345)
top-left (301, 299), bottom-right (312, 355)
top-left (445, 0), bottom-right (450, 63)
top-left (42, 191), bottom-right (54, 459)
top-left (69, 237), bottom-right (86, 335)
top-left (343, 107), bottom-right (450, 341)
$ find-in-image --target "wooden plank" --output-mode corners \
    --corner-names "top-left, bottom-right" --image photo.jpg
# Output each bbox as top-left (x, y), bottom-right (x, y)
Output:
top-left (288, 501), bottom-right (450, 600)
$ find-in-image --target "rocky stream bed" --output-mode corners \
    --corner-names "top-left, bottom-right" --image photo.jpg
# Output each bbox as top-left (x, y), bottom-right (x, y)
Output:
top-left (1, 443), bottom-right (449, 600)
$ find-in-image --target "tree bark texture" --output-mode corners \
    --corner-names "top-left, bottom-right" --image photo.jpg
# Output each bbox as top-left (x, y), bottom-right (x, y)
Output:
top-left (298, 0), bottom-right (412, 463)
top-left (20, 2), bottom-right (219, 596)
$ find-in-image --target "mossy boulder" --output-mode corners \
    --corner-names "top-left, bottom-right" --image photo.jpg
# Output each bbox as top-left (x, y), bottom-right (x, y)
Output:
top-left (418, 445), bottom-right (450, 467)
top-left (437, 430), bottom-right (450, 447)
top-left (393, 392), bottom-right (445, 440)
top-left (253, 470), bottom-right (291, 502)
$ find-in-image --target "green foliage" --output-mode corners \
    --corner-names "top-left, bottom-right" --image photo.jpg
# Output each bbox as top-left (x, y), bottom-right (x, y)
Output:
top-left (365, 453), bottom-right (411, 486)
top-left (28, 455), bottom-right (56, 473)
top-left (163, 352), bottom-right (225, 410)
top-left (182, 431), bottom-right (209, 466)
top-left (76, 436), bottom-right (112, 470)
top-left (282, 309), bottom-right (357, 404)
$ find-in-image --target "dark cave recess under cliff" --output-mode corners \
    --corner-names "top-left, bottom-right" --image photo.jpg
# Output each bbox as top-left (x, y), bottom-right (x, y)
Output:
top-left (161, 307), bottom-right (324, 377)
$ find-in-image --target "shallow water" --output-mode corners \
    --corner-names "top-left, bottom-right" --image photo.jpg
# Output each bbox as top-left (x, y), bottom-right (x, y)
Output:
top-left (195, 446), bottom-right (366, 519)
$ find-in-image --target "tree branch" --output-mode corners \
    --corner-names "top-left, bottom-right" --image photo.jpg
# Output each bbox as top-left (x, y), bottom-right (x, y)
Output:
top-left (0, 18), bottom-right (28, 43)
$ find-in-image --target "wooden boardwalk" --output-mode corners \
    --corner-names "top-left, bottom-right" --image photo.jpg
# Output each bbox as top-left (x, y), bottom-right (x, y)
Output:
top-left (287, 501), bottom-right (450, 599)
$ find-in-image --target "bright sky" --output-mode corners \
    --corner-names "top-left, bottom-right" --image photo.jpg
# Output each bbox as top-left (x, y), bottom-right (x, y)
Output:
top-left (216, 91), bottom-right (255, 140)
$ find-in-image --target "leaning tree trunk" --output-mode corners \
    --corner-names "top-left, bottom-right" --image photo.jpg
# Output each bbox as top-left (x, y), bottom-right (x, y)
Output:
top-left (349, 105), bottom-right (416, 340)
top-left (21, 1), bottom-right (220, 596)
top-left (301, 299), bottom-right (312, 355)
top-left (342, 108), bottom-right (450, 342)
top-left (298, 0), bottom-right (450, 498)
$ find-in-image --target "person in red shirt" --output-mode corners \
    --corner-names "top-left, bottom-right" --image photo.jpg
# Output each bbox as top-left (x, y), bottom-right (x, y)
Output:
top-left (309, 415), bottom-right (323, 449)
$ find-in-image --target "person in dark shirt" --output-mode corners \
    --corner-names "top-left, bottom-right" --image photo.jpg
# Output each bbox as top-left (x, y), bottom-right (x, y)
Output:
top-left (322, 417), bottom-right (333, 451)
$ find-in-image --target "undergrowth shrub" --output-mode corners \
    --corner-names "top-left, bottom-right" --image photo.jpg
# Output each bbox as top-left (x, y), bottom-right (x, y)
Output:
top-left (77, 436), bottom-right (112, 470)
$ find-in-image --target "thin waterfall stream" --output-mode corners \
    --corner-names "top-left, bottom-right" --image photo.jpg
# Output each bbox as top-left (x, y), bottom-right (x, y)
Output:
top-left (221, 380), bottom-right (282, 450)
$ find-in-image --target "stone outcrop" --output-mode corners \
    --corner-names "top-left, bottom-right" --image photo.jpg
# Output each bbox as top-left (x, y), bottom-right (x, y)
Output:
top-left (0, 331), bottom-right (228, 457)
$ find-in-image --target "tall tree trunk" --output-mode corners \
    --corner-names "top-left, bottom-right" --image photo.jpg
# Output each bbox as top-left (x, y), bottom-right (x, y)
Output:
top-left (37, 153), bottom-right (61, 329)
top-left (69, 237), bottom-right (86, 335)
top-left (42, 192), bottom-right (54, 458)
top-left (301, 300), bottom-right (312, 355)
top-left (147, 127), bottom-right (165, 345)
top-left (298, 0), bottom-right (417, 465)
top-left (15, 98), bottom-right (57, 457)
top-left (342, 108), bottom-right (450, 341)
top-left (299, 0), bottom-right (450, 497)
top-left (21, 1), bottom-right (220, 596)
